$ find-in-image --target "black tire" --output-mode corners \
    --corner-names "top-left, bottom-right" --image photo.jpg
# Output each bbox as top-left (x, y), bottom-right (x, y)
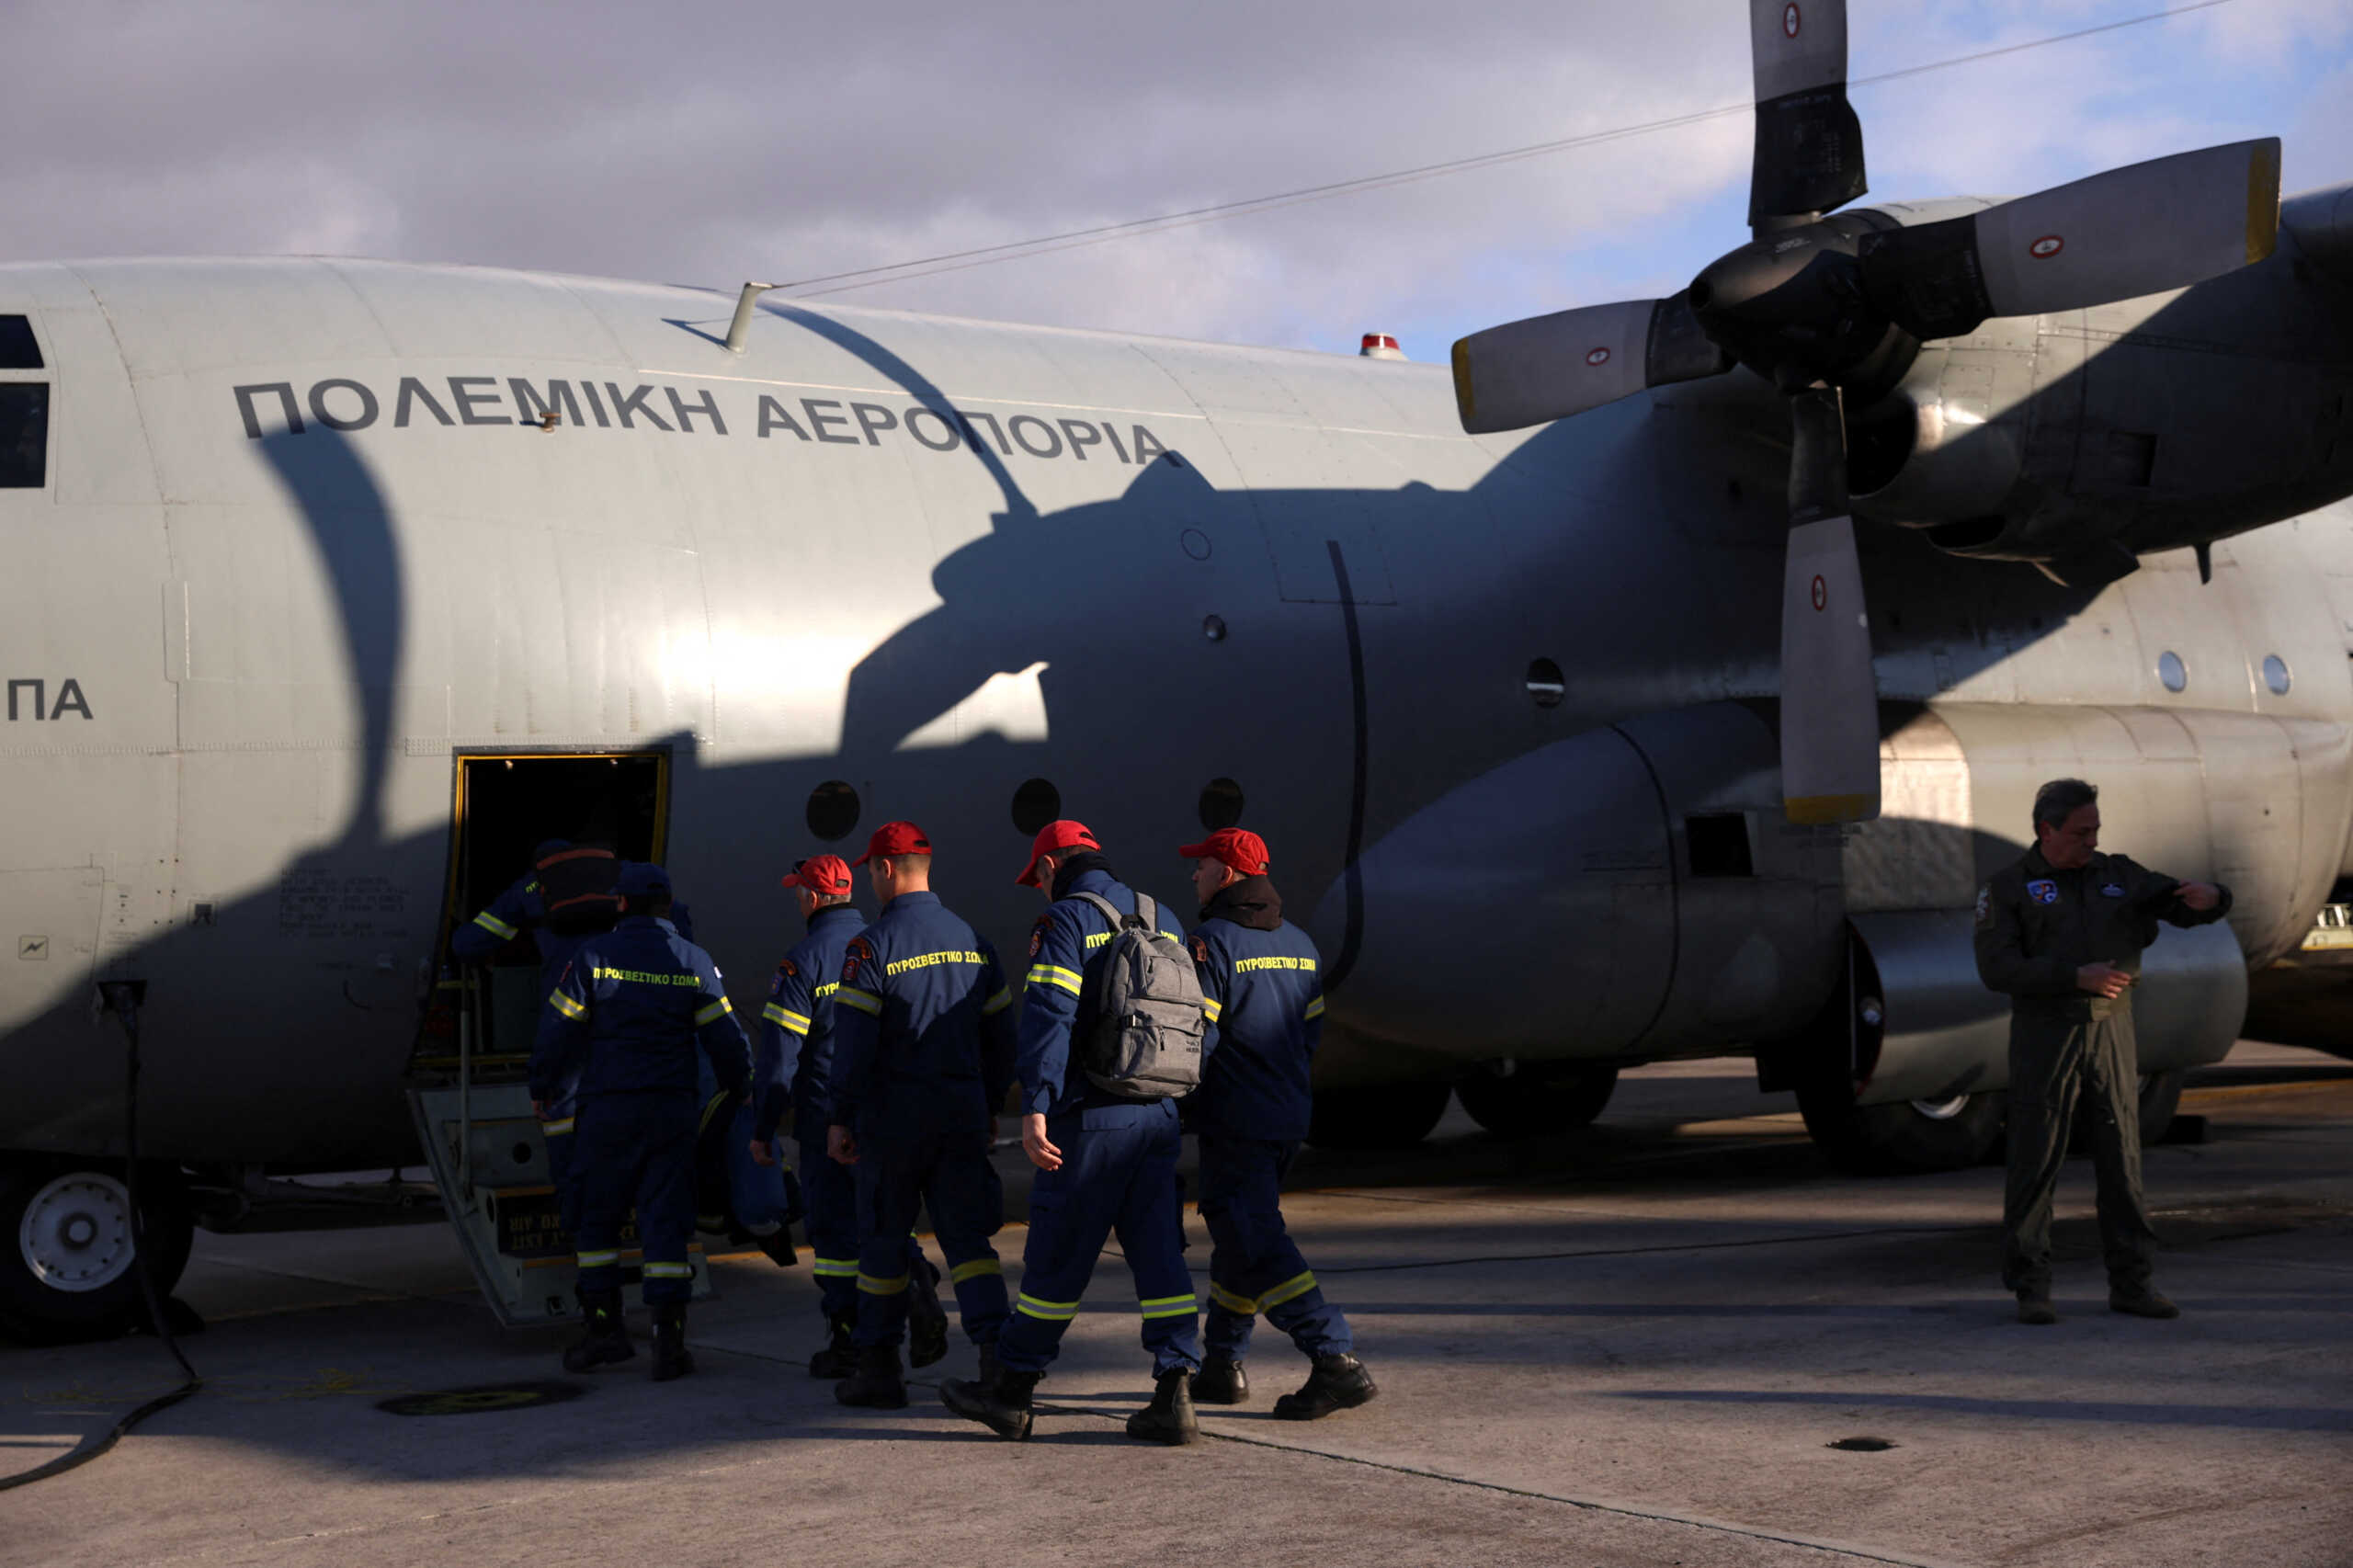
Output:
top-left (2136, 1069), bottom-right (2186, 1146)
top-left (1796, 1082), bottom-right (2006, 1175)
top-left (1305, 1081), bottom-right (1453, 1151)
top-left (0, 1160), bottom-right (193, 1345)
top-left (1455, 1064), bottom-right (1620, 1138)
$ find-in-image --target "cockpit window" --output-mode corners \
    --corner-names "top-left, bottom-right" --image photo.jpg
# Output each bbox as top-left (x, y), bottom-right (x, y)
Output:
top-left (0, 385), bottom-right (49, 487)
top-left (0, 316), bottom-right (40, 369)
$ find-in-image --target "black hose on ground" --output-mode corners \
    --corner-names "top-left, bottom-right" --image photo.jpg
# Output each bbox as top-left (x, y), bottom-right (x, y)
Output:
top-left (0, 983), bottom-right (202, 1493)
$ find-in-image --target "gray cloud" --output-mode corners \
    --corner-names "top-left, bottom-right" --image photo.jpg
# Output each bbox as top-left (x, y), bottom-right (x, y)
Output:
top-left (3, 1), bottom-right (2345, 356)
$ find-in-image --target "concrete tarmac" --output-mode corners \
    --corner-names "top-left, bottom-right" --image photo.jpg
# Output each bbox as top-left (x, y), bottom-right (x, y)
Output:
top-left (5, 1040), bottom-right (2349, 1568)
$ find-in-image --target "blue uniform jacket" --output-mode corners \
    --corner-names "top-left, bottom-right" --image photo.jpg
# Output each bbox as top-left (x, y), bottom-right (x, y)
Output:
top-left (450, 868), bottom-right (689, 971)
top-left (1188, 876), bottom-right (1324, 1142)
top-left (754, 903), bottom-right (867, 1142)
top-left (824, 891), bottom-right (1017, 1134)
top-left (1016, 859), bottom-right (1189, 1120)
top-left (532, 915), bottom-right (751, 1102)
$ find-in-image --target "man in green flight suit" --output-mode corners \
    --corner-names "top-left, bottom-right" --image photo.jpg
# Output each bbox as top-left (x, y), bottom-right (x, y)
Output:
top-left (1973, 778), bottom-right (2230, 1325)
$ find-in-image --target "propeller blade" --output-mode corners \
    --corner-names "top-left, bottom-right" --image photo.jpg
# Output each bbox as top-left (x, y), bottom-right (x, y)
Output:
top-left (1748, 0), bottom-right (1866, 228)
top-left (1450, 292), bottom-right (1730, 435)
top-left (1860, 138), bottom-right (2282, 340)
top-left (1779, 385), bottom-right (1879, 824)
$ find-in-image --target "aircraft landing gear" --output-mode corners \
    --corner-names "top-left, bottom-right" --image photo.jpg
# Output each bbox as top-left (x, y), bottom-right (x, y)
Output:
top-left (1455, 1062), bottom-right (1619, 1138)
top-left (0, 1159), bottom-right (193, 1344)
top-left (1795, 1078), bottom-right (2005, 1175)
top-left (1304, 1081), bottom-right (1452, 1151)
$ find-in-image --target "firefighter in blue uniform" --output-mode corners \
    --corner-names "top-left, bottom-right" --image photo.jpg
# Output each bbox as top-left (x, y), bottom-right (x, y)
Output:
top-left (1180, 827), bottom-right (1376, 1418)
top-left (825, 822), bottom-right (1017, 1409)
top-left (452, 840), bottom-right (603, 1235)
top-left (940, 820), bottom-right (1204, 1445)
top-left (534, 862), bottom-right (750, 1381)
top-left (751, 852), bottom-right (949, 1377)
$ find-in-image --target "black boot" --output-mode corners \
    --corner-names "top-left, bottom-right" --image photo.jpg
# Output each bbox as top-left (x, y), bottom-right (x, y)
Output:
top-left (1191, 1352), bottom-right (1248, 1405)
top-left (940, 1363), bottom-right (1041, 1441)
top-left (1125, 1368), bottom-right (1201, 1445)
top-left (809, 1313), bottom-right (858, 1379)
top-left (1273, 1354), bottom-right (1377, 1421)
top-left (562, 1288), bottom-right (634, 1372)
top-left (651, 1302), bottom-right (695, 1381)
top-left (835, 1345), bottom-right (908, 1409)
top-left (907, 1259), bottom-right (949, 1369)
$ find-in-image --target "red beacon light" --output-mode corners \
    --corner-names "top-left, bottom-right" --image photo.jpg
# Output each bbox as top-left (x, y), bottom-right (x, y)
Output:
top-left (1359, 332), bottom-right (1404, 361)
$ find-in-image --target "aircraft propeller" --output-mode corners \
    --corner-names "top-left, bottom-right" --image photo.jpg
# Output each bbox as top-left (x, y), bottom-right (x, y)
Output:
top-left (1449, 0), bottom-right (2282, 824)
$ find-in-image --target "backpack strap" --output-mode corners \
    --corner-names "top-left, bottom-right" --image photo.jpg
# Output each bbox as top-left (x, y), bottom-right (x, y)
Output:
top-left (1132, 892), bottom-right (1158, 934)
top-left (1070, 892), bottom-right (1130, 931)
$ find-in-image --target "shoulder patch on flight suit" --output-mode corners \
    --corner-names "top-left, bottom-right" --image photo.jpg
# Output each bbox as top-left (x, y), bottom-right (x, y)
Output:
top-left (1192, 935), bottom-right (1210, 964)
top-left (1975, 886), bottom-right (1992, 927)
top-left (2027, 879), bottom-right (2058, 905)
top-left (1029, 917), bottom-right (1049, 959)
top-left (843, 937), bottom-right (871, 984)
top-left (769, 966), bottom-right (788, 998)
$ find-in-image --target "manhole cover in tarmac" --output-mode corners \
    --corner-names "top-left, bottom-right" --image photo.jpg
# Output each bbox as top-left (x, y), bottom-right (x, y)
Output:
top-left (1826, 1436), bottom-right (1898, 1452)
top-left (377, 1381), bottom-right (587, 1417)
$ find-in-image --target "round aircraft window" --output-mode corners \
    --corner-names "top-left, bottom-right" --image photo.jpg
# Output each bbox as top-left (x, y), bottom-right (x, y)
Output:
top-left (1180, 528), bottom-right (1212, 562)
top-left (2156, 651), bottom-right (2188, 694)
top-left (2263, 654), bottom-right (2291, 696)
top-left (1011, 778), bottom-right (1061, 835)
top-left (1198, 778), bottom-right (1245, 832)
top-left (1202, 614), bottom-right (1228, 642)
top-left (1526, 658), bottom-right (1566, 708)
top-left (805, 780), bottom-right (861, 842)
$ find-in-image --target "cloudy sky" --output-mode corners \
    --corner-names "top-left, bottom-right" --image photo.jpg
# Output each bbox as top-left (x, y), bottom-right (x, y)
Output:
top-left (5, 0), bottom-right (2347, 358)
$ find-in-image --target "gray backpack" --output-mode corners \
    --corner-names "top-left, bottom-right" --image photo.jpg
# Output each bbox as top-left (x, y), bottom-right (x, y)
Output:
top-left (1071, 892), bottom-right (1207, 1098)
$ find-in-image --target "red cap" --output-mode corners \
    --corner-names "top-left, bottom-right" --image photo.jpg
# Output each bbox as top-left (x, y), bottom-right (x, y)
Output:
top-left (782, 854), bottom-right (853, 895)
top-left (1178, 827), bottom-right (1269, 877)
top-left (1017, 820), bottom-right (1100, 888)
top-left (851, 821), bottom-right (933, 868)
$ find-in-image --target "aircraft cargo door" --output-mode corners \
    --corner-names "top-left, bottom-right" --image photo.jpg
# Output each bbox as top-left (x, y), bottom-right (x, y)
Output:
top-left (409, 748), bottom-right (704, 1328)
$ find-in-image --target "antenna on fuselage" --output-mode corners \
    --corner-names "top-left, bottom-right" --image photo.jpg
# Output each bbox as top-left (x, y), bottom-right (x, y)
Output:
top-left (724, 281), bottom-right (778, 354)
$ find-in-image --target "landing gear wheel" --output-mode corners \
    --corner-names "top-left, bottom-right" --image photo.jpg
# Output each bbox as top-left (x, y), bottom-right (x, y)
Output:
top-left (0, 1161), bottom-right (193, 1344)
top-left (1456, 1064), bottom-right (1619, 1138)
top-left (1305, 1082), bottom-right (1452, 1151)
top-left (2136, 1070), bottom-right (2185, 1146)
top-left (1796, 1081), bottom-right (2005, 1175)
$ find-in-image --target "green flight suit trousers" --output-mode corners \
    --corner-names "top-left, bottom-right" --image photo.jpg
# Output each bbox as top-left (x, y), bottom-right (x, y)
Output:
top-left (2001, 1006), bottom-right (2156, 1296)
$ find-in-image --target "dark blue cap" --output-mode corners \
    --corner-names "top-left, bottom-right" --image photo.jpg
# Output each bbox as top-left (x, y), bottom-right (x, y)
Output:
top-left (619, 862), bottom-right (672, 899)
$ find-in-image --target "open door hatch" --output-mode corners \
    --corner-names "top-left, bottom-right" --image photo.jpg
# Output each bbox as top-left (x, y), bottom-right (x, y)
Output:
top-left (405, 750), bottom-right (709, 1327)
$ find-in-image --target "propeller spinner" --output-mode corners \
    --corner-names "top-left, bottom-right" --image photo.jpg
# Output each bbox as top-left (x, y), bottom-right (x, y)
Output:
top-left (1450, 0), bottom-right (2283, 825)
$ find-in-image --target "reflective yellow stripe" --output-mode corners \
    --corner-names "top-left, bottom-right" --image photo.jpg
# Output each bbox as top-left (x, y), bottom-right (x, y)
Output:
top-left (643, 1261), bottom-right (693, 1278)
top-left (1303, 996), bottom-right (1325, 1021)
top-left (695, 996), bottom-right (733, 1026)
top-left (811, 1257), bottom-right (860, 1278)
top-left (576, 1249), bottom-right (620, 1268)
top-left (1138, 1292), bottom-right (1197, 1319)
top-left (1201, 998), bottom-right (1223, 1023)
top-left (981, 987), bottom-right (1013, 1017)
top-left (1258, 1270), bottom-right (1318, 1309)
top-left (837, 988), bottom-right (883, 1016)
top-left (472, 910), bottom-right (518, 940)
top-left (1015, 1292), bottom-right (1081, 1321)
top-left (548, 991), bottom-right (586, 1019)
top-left (541, 1117), bottom-right (575, 1136)
top-left (763, 1002), bottom-right (812, 1034)
top-left (858, 1272), bottom-right (910, 1295)
top-left (1028, 964), bottom-right (1083, 996)
top-left (949, 1257), bottom-right (1004, 1283)
top-left (1208, 1282), bottom-right (1260, 1315)
top-left (698, 1090), bottom-right (734, 1135)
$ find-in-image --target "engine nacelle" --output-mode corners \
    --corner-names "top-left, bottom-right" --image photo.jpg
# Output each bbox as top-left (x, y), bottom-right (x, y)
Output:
top-left (1311, 702), bottom-right (1845, 1080)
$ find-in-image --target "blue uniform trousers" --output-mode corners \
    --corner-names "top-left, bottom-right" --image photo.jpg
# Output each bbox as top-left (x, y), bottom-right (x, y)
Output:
top-left (851, 1114), bottom-right (1007, 1350)
top-left (997, 1101), bottom-right (1200, 1377)
top-left (1198, 1135), bottom-right (1351, 1359)
top-left (574, 1090), bottom-right (698, 1305)
top-left (801, 1125), bottom-right (926, 1322)
top-left (543, 1114), bottom-right (582, 1237)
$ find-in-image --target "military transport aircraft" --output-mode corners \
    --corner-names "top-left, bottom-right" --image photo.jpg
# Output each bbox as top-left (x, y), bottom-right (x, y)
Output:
top-left (3, 0), bottom-right (2349, 1339)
